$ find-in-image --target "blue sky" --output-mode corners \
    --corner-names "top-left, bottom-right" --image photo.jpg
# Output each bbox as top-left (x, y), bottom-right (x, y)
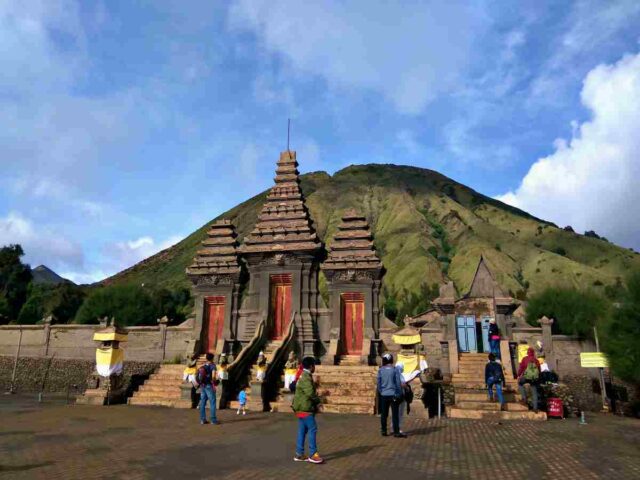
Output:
top-left (1, 0), bottom-right (639, 283)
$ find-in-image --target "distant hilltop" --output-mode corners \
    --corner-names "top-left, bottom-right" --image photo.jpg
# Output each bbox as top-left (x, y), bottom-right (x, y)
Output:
top-left (31, 265), bottom-right (74, 286)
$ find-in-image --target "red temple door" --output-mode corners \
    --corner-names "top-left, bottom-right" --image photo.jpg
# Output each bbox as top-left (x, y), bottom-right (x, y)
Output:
top-left (270, 274), bottom-right (292, 340)
top-left (204, 296), bottom-right (225, 353)
top-left (341, 292), bottom-right (364, 355)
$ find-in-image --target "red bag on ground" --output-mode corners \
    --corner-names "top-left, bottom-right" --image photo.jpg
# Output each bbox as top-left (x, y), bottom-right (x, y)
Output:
top-left (547, 397), bottom-right (563, 418)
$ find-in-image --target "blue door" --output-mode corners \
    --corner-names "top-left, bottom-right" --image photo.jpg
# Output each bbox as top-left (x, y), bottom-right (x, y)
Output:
top-left (481, 317), bottom-right (491, 353)
top-left (456, 316), bottom-right (477, 352)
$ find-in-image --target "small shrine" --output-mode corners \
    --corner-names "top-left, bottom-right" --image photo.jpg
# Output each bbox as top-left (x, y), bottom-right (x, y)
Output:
top-left (77, 323), bottom-right (129, 405)
top-left (392, 323), bottom-right (427, 381)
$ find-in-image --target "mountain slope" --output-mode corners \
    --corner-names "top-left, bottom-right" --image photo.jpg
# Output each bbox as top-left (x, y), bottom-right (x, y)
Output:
top-left (103, 164), bottom-right (640, 301)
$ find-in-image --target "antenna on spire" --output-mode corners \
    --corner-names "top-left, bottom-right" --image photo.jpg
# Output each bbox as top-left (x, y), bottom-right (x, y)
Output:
top-left (287, 118), bottom-right (291, 152)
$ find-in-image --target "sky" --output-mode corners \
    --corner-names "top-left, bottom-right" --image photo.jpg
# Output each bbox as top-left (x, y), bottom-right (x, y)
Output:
top-left (1, 0), bottom-right (639, 284)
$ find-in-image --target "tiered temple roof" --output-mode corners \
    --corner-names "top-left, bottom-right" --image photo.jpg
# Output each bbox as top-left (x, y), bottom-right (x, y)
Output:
top-left (240, 151), bottom-right (322, 255)
top-left (322, 209), bottom-right (383, 272)
top-left (186, 220), bottom-right (241, 279)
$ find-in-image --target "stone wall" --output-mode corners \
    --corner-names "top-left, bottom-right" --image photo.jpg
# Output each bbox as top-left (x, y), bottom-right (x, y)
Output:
top-left (0, 321), bottom-right (195, 363)
top-left (0, 355), bottom-right (159, 395)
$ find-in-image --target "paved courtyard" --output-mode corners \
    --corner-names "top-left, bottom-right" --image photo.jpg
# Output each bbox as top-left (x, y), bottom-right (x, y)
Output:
top-left (1, 395), bottom-right (639, 480)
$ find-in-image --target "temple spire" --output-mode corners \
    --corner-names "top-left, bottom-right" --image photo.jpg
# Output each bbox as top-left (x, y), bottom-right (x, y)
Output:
top-left (240, 151), bottom-right (321, 255)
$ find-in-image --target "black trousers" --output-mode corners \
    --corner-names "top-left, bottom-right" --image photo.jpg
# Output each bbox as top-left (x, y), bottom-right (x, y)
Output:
top-left (380, 395), bottom-right (400, 434)
top-left (191, 386), bottom-right (200, 409)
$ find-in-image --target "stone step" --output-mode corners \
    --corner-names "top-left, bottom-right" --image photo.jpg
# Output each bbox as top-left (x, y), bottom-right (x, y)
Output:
top-left (448, 407), bottom-right (547, 421)
top-left (142, 379), bottom-right (184, 387)
top-left (318, 388), bottom-right (375, 398)
top-left (139, 384), bottom-right (184, 392)
top-left (157, 364), bottom-right (188, 371)
top-left (315, 366), bottom-right (377, 372)
top-left (321, 404), bottom-right (374, 415)
top-left (128, 398), bottom-right (192, 409)
top-left (150, 373), bottom-right (183, 381)
top-left (455, 401), bottom-right (529, 412)
top-left (453, 381), bottom-right (519, 390)
top-left (135, 390), bottom-right (181, 399)
top-left (456, 391), bottom-right (519, 402)
top-left (321, 393), bottom-right (374, 403)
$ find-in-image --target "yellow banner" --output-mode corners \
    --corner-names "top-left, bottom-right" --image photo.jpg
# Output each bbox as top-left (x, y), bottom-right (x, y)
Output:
top-left (580, 352), bottom-right (609, 368)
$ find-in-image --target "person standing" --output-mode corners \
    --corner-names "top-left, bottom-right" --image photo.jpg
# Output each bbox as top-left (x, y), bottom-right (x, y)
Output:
top-left (377, 353), bottom-right (406, 438)
top-left (292, 357), bottom-right (323, 464)
top-left (197, 353), bottom-right (219, 425)
top-left (488, 319), bottom-right (501, 357)
top-left (485, 353), bottom-right (505, 410)
top-left (517, 347), bottom-right (541, 413)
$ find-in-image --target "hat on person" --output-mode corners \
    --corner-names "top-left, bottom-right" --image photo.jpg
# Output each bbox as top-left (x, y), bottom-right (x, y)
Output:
top-left (221, 353), bottom-right (226, 357)
top-left (489, 318), bottom-right (496, 324)
top-left (188, 358), bottom-right (197, 368)
top-left (382, 353), bottom-right (393, 362)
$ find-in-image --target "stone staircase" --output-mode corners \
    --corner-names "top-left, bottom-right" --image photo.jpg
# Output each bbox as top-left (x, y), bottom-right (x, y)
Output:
top-left (270, 364), bottom-right (378, 414)
top-left (128, 363), bottom-right (192, 408)
top-left (448, 353), bottom-right (546, 421)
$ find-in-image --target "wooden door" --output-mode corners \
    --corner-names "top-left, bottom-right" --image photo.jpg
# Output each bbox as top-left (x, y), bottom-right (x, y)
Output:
top-left (204, 296), bottom-right (225, 353)
top-left (341, 292), bottom-right (365, 355)
top-left (270, 274), bottom-right (292, 340)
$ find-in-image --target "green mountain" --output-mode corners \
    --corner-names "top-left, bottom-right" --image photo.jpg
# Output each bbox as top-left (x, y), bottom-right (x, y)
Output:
top-left (103, 164), bottom-right (640, 304)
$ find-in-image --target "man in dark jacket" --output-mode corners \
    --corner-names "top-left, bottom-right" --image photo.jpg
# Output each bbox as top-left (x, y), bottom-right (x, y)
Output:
top-left (485, 353), bottom-right (505, 410)
top-left (292, 357), bottom-right (323, 464)
top-left (377, 353), bottom-right (406, 438)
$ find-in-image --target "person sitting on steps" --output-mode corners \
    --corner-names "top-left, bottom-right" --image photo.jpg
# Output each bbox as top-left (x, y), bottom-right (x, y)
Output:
top-left (517, 347), bottom-right (541, 413)
top-left (485, 353), bottom-right (506, 411)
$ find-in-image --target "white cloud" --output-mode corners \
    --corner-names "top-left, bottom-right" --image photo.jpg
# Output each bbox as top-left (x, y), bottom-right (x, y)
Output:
top-left (228, 0), bottom-right (486, 115)
top-left (102, 235), bottom-right (184, 273)
top-left (498, 52), bottom-right (640, 249)
top-left (396, 129), bottom-right (423, 157)
top-left (0, 212), bottom-right (84, 270)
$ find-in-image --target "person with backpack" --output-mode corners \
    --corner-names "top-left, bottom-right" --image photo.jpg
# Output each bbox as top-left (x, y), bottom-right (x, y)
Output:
top-left (485, 353), bottom-right (505, 410)
top-left (292, 356), bottom-right (323, 464)
top-left (517, 347), bottom-right (541, 413)
top-left (197, 353), bottom-right (219, 425)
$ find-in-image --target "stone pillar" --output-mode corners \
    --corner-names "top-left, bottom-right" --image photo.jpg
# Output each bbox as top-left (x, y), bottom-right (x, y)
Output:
top-left (42, 314), bottom-right (53, 356)
top-left (538, 316), bottom-right (555, 367)
top-left (158, 316), bottom-right (169, 361)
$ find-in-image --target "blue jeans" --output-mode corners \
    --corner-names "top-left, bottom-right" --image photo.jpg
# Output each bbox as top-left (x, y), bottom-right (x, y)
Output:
top-left (296, 415), bottom-right (318, 456)
top-left (487, 379), bottom-right (504, 405)
top-left (489, 339), bottom-right (501, 357)
top-left (199, 385), bottom-right (217, 423)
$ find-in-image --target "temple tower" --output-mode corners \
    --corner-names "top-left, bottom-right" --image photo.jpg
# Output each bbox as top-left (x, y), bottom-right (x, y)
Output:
top-left (322, 209), bottom-right (384, 364)
top-left (186, 219), bottom-right (242, 356)
top-left (238, 150), bottom-right (328, 359)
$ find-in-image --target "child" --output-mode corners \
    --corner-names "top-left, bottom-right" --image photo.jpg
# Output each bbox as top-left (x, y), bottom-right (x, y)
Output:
top-left (237, 389), bottom-right (247, 415)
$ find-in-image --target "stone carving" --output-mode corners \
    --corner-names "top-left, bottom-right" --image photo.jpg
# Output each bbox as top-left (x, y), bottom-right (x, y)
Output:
top-left (194, 275), bottom-right (234, 286)
top-left (331, 269), bottom-right (376, 282)
top-left (257, 253), bottom-right (299, 266)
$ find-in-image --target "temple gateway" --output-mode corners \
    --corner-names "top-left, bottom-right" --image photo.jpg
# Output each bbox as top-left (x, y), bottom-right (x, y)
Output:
top-left (128, 150), bottom-right (599, 419)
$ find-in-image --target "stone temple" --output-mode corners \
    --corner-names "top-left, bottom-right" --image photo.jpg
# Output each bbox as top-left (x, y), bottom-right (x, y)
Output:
top-left (124, 150), bottom-right (604, 419)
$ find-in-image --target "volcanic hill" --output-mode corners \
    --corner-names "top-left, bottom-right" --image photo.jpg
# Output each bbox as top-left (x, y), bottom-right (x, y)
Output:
top-left (103, 164), bottom-right (639, 303)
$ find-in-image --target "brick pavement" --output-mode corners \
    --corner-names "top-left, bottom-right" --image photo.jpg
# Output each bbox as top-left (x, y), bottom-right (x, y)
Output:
top-left (0, 396), bottom-right (639, 480)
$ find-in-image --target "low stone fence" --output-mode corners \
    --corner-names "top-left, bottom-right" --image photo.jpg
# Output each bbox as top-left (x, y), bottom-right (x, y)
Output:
top-left (0, 319), bottom-right (196, 363)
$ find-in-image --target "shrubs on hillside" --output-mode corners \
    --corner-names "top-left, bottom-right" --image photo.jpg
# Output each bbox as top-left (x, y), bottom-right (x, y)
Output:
top-left (600, 272), bottom-right (640, 384)
top-left (0, 245), bottom-right (32, 323)
top-left (74, 284), bottom-right (191, 326)
top-left (525, 286), bottom-right (609, 337)
top-left (17, 282), bottom-right (86, 324)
